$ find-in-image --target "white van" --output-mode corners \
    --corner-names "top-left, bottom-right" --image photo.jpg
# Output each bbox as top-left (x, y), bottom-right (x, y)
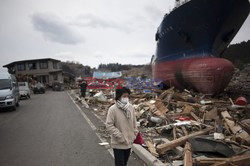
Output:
top-left (0, 73), bottom-right (20, 110)
top-left (18, 82), bottom-right (31, 99)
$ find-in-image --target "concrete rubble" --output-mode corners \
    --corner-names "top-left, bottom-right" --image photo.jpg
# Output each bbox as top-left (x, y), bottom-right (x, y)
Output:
top-left (72, 76), bottom-right (250, 166)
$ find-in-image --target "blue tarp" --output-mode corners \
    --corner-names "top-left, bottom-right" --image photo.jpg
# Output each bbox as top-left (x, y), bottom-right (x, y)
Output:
top-left (93, 71), bottom-right (122, 79)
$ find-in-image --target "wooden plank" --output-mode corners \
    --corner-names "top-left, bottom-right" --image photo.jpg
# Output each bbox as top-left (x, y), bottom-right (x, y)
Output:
top-left (156, 127), bottom-right (213, 155)
top-left (184, 142), bottom-right (193, 166)
top-left (173, 126), bottom-right (177, 140)
top-left (158, 89), bottom-right (174, 100)
top-left (202, 111), bottom-right (206, 123)
top-left (183, 105), bottom-right (194, 114)
top-left (155, 99), bottom-right (169, 114)
top-left (221, 111), bottom-right (250, 145)
top-left (196, 154), bottom-right (250, 166)
top-left (145, 141), bottom-right (159, 157)
top-left (190, 112), bottom-right (200, 122)
top-left (166, 112), bottom-right (191, 118)
top-left (205, 107), bottom-right (217, 121)
top-left (175, 101), bottom-right (202, 108)
top-left (196, 157), bottom-right (228, 166)
top-left (211, 154), bottom-right (250, 166)
top-left (182, 126), bottom-right (188, 136)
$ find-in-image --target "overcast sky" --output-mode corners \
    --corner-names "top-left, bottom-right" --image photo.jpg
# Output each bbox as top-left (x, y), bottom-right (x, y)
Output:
top-left (0, 0), bottom-right (250, 73)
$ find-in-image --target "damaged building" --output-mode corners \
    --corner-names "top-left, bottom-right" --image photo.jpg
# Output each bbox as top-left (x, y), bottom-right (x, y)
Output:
top-left (3, 58), bottom-right (63, 86)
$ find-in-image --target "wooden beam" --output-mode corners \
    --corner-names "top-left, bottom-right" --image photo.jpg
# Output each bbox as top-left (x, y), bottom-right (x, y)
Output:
top-left (184, 142), bottom-right (193, 166)
top-left (183, 105), bottom-right (194, 114)
top-left (205, 107), bottom-right (218, 121)
top-left (158, 89), bottom-right (174, 100)
top-left (196, 154), bottom-right (250, 166)
top-left (175, 101), bottom-right (202, 108)
top-left (156, 127), bottom-right (213, 155)
top-left (221, 110), bottom-right (250, 145)
top-left (190, 112), bottom-right (201, 122)
top-left (173, 126), bottom-right (177, 140)
top-left (211, 155), bottom-right (250, 166)
top-left (196, 158), bottom-right (227, 166)
top-left (182, 126), bottom-right (188, 136)
top-left (145, 141), bottom-right (159, 158)
top-left (155, 99), bottom-right (169, 114)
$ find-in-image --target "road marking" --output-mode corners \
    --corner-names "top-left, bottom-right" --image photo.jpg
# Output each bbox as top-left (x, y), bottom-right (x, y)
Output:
top-left (67, 93), bottom-right (114, 158)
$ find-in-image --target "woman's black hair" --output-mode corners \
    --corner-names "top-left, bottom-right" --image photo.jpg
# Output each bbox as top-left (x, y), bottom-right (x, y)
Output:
top-left (115, 87), bottom-right (131, 101)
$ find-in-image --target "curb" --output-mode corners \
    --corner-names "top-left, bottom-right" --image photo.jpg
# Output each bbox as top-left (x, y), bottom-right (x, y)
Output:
top-left (132, 144), bottom-right (166, 166)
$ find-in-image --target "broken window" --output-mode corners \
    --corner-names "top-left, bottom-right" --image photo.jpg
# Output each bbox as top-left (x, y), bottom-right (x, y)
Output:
top-left (17, 63), bottom-right (26, 71)
top-left (28, 62), bottom-right (37, 70)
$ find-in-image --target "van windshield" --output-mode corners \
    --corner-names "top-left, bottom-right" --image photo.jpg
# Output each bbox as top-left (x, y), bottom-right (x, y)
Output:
top-left (0, 79), bottom-right (11, 90)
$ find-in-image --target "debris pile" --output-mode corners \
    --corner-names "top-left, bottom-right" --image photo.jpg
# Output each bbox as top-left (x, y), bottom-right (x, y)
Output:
top-left (227, 63), bottom-right (250, 96)
top-left (74, 86), bottom-right (250, 165)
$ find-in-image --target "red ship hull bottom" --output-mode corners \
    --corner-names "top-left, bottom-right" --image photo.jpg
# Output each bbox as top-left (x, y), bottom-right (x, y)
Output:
top-left (152, 57), bottom-right (234, 95)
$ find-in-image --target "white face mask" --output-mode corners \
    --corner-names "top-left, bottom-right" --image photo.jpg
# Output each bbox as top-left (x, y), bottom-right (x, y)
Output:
top-left (120, 97), bottom-right (129, 104)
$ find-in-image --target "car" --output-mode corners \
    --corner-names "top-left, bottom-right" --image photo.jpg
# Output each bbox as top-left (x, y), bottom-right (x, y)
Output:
top-left (0, 73), bottom-right (20, 110)
top-left (52, 82), bottom-right (64, 91)
top-left (18, 82), bottom-right (31, 99)
top-left (33, 82), bottom-right (45, 94)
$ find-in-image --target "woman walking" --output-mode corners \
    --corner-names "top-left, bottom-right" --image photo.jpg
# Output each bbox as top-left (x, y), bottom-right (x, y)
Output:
top-left (106, 87), bottom-right (137, 166)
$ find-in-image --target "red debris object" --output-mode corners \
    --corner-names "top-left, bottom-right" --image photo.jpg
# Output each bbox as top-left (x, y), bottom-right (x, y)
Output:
top-left (235, 97), bottom-right (248, 106)
top-left (176, 116), bottom-right (192, 121)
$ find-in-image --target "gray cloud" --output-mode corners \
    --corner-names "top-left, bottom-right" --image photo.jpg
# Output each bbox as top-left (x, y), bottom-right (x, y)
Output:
top-left (145, 5), bottom-right (165, 21)
top-left (71, 13), bottom-right (130, 32)
top-left (31, 13), bottom-right (83, 45)
top-left (232, 16), bottom-right (250, 43)
top-left (130, 52), bottom-right (148, 58)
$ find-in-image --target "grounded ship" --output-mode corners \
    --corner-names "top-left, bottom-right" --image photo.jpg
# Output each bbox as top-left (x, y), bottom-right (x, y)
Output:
top-left (152, 0), bottom-right (250, 94)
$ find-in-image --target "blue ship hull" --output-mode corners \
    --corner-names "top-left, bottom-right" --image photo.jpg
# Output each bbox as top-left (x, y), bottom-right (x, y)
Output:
top-left (153, 0), bottom-right (250, 94)
top-left (154, 0), bottom-right (250, 62)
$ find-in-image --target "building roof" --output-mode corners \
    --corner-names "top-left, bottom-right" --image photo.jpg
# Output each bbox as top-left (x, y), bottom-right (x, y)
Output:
top-left (3, 58), bottom-right (61, 68)
top-left (93, 71), bottom-right (122, 79)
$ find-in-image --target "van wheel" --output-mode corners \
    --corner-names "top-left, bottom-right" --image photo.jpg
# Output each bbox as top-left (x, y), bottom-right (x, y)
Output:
top-left (27, 94), bottom-right (30, 98)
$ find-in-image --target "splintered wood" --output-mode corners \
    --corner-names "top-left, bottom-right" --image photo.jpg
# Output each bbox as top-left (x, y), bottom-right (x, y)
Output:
top-left (154, 99), bottom-right (169, 116)
top-left (184, 142), bottom-right (193, 166)
top-left (145, 141), bottom-right (159, 157)
top-left (77, 83), bottom-right (250, 165)
top-left (156, 127), bottom-right (213, 155)
top-left (196, 154), bottom-right (250, 166)
top-left (221, 110), bottom-right (250, 145)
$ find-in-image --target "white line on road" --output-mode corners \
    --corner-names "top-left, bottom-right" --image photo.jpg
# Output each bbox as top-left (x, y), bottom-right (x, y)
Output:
top-left (67, 93), bottom-right (114, 158)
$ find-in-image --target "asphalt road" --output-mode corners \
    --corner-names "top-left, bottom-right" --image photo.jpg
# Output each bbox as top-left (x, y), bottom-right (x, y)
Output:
top-left (0, 91), bottom-right (143, 166)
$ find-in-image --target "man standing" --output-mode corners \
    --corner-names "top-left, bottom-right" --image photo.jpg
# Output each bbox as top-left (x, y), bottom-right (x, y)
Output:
top-left (79, 80), bottom-right (87, 98)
